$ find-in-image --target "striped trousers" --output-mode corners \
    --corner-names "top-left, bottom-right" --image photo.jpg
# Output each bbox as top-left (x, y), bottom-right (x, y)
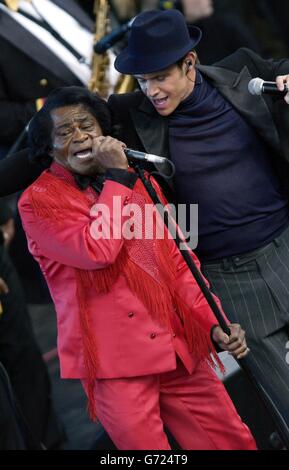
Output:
top-left (201, 225), bottom-right (289, 431)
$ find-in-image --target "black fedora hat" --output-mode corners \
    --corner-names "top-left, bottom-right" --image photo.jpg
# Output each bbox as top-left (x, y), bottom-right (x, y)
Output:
top-left (114, 9), bottom-right (202, 75)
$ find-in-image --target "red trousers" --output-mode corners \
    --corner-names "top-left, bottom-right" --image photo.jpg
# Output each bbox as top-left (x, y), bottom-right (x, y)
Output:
top-left (83, 359), bottom-right (257, 450)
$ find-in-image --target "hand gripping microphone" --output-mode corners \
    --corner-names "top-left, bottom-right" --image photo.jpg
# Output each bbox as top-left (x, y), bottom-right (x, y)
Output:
top-left (248, 77), bottom-right (288, 96)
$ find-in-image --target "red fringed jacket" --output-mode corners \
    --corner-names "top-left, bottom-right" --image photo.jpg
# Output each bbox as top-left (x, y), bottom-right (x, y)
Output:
top-left (19, 162), bottom-right (228, 383)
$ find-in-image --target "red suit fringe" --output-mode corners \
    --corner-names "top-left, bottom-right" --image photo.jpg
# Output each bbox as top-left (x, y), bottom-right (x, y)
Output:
top-left (28, 171), bottom-right (224, 420)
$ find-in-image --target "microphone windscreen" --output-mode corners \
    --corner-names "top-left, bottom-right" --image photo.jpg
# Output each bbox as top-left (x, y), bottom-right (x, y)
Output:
top-left (248, 78), bottom-right (263, 96)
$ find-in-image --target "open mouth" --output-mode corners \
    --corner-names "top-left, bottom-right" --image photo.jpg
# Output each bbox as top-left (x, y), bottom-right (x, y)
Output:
top-left (74, 148), bottom-right (93, 159)
top-left (152, 97), bottom-right (168, 109)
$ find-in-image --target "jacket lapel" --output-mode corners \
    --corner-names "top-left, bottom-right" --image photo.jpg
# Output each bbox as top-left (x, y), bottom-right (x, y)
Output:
top-left (131, 97), bottom-right (169, 157)
top-left (198, 64), bottom-right (281, 154)
top-left (130, 99), bottom-right (173, 179)
top-left (129, 64), bottom-right (282, 183)
top-left (130, 65), bottom-right (281, 159)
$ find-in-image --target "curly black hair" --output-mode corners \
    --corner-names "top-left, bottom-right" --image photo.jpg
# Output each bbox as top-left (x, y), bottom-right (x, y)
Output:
top-left (28, 86), bottom-right (112, 165)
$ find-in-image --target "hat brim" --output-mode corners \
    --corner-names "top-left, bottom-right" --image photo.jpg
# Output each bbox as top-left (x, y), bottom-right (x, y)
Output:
top-left (114, 25), bottom-right (202, 75)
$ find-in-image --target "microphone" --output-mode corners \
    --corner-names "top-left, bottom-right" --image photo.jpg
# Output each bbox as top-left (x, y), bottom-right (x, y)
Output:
top-left (124, 148), bottom-right (168, 164)
top-left (248, 77), bottom-right (288, 96)
top-left (94, 18), bottom-right (135, 54)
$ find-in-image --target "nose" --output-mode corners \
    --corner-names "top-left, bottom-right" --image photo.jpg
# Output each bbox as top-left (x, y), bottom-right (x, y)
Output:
top-left (146, 81), bottom-right (159, 98)
top-left (72, 126), bottom-right (88, 142)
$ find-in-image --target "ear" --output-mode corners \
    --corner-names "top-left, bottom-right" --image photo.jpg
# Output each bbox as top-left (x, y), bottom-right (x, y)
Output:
top-left (48, 143), bottom-right (56, 159)
top-left (185, 51), bottom-right (197, 68)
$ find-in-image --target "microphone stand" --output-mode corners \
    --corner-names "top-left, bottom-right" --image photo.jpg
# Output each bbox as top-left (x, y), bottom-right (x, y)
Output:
top-left (135, 165), bottom-right (289, 449)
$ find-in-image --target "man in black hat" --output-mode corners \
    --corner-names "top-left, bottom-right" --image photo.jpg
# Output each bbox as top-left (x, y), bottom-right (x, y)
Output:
top-left (108, 8), bottom-right (289, 437)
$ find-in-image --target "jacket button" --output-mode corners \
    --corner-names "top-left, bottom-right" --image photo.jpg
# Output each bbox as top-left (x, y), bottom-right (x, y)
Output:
top-left (150, 333), bottom-right (156, 339)
top-left (128, 312), bottom-right (134, 318)
top-left (40, 78), bottom-right (48, 86)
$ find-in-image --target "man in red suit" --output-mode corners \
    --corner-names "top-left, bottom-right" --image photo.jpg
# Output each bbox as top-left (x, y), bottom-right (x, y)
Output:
top-left (18, 86), bottom-right (256, 450)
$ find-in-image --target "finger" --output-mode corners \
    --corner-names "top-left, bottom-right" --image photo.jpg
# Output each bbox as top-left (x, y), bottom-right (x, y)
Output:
top-left (211, 327), bottom-right (230, 345)
top-left (94, 136), bottom-right (106, 143)
top-left (99, 136), bottom-right (125, 151)
top-left (228, 329), bottom-right (245, 344)
top-left (282, 78), bottom-right (289, 104)
top-left (225, 334), bottom-right (247, 352)
top-left (226, 341), bottom-right (246, 353)
top-left (92, 136), bottom-right (106, 151)
top-left (118, 140), bottom-right (127, 149)
top-left (228, 333), bottom-right (245, 346)
top-left (236, 348), bottom-right (250, 359)
top-left (112, 138), bottom-right (127, 152)
top-left (222, 333), bottom-right (230, 345)
top-left (276, 76), bottom-right (288, 91)
top-left (228, 342), bottom-right (248, 356)
top-left (228, 322), bottom-right (241, 333)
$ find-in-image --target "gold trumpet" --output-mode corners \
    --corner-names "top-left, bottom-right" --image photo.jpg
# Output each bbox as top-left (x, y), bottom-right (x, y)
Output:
top-left (88, 0), bottom-right (110, 98)
top-left (89, 0), bottom-right (136, 98)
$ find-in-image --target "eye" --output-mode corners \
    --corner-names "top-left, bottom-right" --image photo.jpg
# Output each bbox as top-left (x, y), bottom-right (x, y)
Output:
top-left (80, 121), bottom-right (95, 131)
top-left (58, 129), bottom-right (71, 137)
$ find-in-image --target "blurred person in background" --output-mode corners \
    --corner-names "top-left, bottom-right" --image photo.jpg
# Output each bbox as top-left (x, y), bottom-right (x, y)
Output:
top-left (0, 198), bottom-right (65, 449)
top-left (0, 359), bottom-right (28, 449)
top-left (158, 0), bottom-right (261, 64)
top-left (214, 0), bottom-right (288, 59)
top-left (0, 0), bottom-right (94, 302)
top-left (0, 0), bottom-right (94, 158)
top-left (264, 0), bottom-right (289, 56)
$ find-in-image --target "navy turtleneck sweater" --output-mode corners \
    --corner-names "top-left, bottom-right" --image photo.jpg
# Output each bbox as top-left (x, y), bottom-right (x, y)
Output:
top-left (169, 71), bottom-right (289, 261)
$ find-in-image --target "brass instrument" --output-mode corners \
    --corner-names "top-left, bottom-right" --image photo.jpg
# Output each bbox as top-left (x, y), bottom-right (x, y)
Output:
top-left (89, 0), bottom-right (137, 97)
top-left (114, 73), bottom-right (136, 94)
top-left (88, 0), bottom-right (110, 98)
